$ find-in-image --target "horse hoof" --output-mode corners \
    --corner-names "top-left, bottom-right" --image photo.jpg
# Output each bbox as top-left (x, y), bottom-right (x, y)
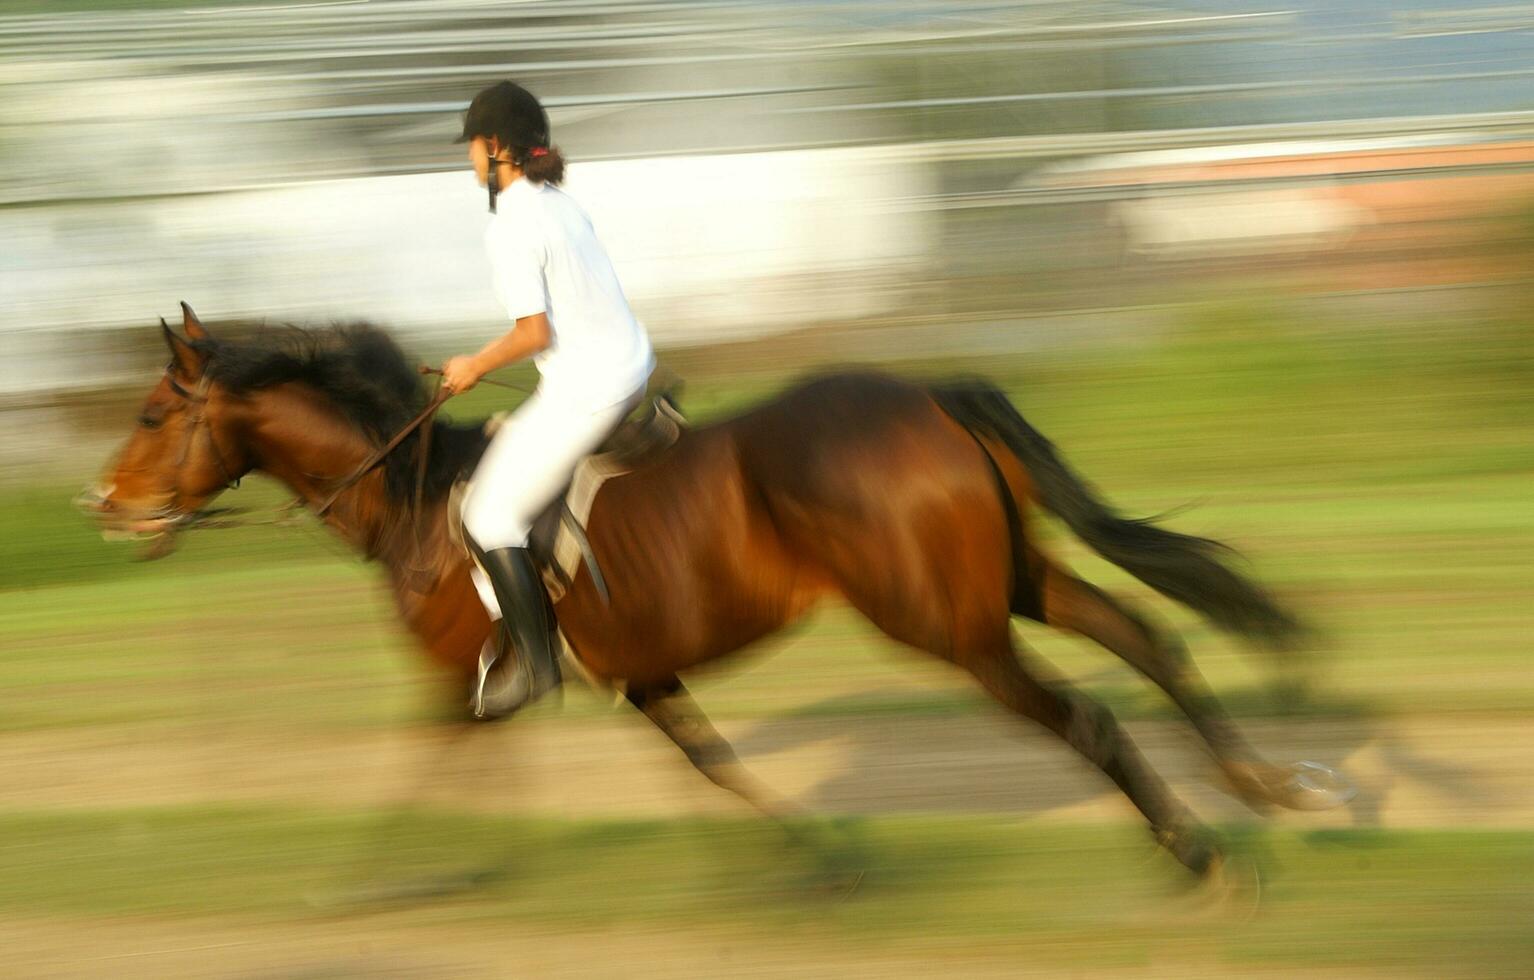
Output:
top-left (804, 867), bottom-right (867, 902)
top-left (1190, 853), bottom-right (1263, 922)
top-left (1278, 760), bottom-right (1357, 811)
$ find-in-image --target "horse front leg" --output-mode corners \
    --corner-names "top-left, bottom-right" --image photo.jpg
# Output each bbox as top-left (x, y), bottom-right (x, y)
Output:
top-left (626, 676), bottom-right (879, 896)
top-left (626, 677), bottom-right (803, 830)
top-left (314, 660), bottom-right (510, 908)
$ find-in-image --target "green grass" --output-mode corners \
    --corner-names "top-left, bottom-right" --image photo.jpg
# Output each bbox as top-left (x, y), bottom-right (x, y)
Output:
top-left (0, 806), bottom-right (1527, 976)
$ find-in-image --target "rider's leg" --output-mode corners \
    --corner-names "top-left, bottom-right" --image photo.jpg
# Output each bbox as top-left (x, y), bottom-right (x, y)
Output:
top-left (460, 384), bottom-right (639, 718)
top-left (464, 535), bottom-right (559, 717)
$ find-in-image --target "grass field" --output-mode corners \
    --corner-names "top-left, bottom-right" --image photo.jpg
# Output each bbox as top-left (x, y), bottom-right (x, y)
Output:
top-left (2, 301), bottom-right (1531, 975)
top-left (0, 810), bottom-right (1529, 977)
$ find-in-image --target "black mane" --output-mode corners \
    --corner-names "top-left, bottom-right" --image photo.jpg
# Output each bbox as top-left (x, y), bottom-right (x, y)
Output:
top-left (197, 322), bottom-right (489, 504)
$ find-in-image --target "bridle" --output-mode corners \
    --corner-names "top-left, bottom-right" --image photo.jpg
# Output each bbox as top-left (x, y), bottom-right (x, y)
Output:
top-left (124, 358), bottom-right (262, 559)
top-left (150, 358), bottom-right (457, 564)
top-left (164, 363), bottom-right (243, 498)
top-left (142, 358), bottom-right (530, 569)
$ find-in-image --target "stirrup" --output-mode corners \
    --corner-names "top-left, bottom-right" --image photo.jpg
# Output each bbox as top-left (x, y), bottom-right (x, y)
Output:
top-left (471, 632), bottom-right (530, 720)
top-left (470, 628), bottom-right (562, 721)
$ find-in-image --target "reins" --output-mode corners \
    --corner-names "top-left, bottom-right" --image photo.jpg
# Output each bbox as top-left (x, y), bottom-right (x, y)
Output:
top-left (418, 366), bottom-right (534, 394)
top-left (311, 367), bottom-right (534, 516)
top-left (311, 382), bottom-right (453, 518)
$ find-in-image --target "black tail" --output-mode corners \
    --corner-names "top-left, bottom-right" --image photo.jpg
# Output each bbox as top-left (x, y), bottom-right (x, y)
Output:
top-left (931, 380), bottom-right (1303, 649)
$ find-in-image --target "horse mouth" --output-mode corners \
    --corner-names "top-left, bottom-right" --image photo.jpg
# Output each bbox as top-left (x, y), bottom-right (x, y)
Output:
top-left (96, 511), bottom-right (177, 536)
top-left (92, 507), bottom-right (188, 557)
top-left (103, 527), bottom-right (171, 550)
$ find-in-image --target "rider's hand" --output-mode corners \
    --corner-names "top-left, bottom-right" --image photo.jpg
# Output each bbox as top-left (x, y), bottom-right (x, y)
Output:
top-left (440, 355), bottom-right (484, 394)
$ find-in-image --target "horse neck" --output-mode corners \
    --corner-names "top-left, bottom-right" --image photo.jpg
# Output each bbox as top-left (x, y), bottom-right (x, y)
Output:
top-left (241, 384), bottom-right (449, 569)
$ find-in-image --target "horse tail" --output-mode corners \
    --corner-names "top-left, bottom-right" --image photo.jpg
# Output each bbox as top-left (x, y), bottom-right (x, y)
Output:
top-left (929, 379), bottom-right (1304, 650)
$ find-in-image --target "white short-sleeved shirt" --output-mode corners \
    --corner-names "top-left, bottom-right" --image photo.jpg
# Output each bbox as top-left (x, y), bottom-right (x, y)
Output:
top-left (485, 177), bottom-right (655, 407)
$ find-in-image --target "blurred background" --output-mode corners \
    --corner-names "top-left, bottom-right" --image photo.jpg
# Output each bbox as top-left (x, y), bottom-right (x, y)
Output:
top-left (1, 1), bottom-right (1531, 977)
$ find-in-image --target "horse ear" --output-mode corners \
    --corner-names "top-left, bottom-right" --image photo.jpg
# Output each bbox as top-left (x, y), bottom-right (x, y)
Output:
top-left (180, 301), bottom-right (212, 341)
top-left (161, 317), bottom-right (204, 379)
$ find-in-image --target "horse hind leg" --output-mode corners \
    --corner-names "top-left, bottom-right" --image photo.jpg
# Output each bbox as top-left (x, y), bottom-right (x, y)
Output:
top-left (1040, 566), bottom-right (1269, 799)
top-left (953, 629), bottom-right (1222, 877)
top-left (849, 565), bottom-right (1220, 877)
top-left (801, 455), bottom-right (1214, 872)
top-left (1039, 566), bottom-right (1354, 813)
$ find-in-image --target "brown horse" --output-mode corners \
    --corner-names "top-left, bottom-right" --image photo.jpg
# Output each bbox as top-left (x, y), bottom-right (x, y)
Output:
top-left (82, 304), bottom-right (1351, 882)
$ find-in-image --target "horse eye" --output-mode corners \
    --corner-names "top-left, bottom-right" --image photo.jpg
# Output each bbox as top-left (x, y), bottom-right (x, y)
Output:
top-left (138, 414), bottom-right (163, 430)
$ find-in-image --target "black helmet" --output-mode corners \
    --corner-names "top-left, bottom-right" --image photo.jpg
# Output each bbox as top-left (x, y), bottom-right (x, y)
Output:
top-left (456, 80), bottom-right (550, 149)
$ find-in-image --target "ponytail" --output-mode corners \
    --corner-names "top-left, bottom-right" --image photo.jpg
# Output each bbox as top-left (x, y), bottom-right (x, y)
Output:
top-left (519, 145), bottom-right (567, 186)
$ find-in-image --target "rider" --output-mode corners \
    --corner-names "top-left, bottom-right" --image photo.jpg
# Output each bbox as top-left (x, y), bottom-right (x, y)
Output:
top-left (444, 80), bottom-right (655, 717)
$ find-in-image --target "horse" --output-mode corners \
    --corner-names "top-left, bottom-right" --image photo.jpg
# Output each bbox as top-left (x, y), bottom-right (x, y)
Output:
top-left (80, 303), bottom-right (1352, 884)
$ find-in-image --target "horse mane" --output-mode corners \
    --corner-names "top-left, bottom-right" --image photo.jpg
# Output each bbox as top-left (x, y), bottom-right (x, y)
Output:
top-left (196, 322), bottom-right (489, 505)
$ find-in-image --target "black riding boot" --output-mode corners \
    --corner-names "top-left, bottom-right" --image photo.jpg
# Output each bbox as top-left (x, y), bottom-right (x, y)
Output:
top-left (471, 546), bottom-right (562, 720)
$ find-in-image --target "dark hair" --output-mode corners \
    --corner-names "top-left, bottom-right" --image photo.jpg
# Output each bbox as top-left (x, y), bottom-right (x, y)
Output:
top-left (520, 145), bottom-right (567, 185)
top-left (459, 80), bottom-right (567, 185)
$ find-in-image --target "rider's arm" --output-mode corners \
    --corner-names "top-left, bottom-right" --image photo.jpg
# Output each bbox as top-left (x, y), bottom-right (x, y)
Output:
top-left (443, 221), bottom-right (551, 394)
top-left (441, 313), bottom-right (549, 393)
top-left (471, 313), bottom-right (551, 373)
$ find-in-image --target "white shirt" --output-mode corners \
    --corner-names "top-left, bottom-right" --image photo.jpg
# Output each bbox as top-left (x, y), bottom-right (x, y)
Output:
top-left (485, 177), bottom-right (655, 407)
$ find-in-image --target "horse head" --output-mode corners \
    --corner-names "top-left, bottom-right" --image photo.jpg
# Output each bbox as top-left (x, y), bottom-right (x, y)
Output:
top-left (77, 302), bottom-right (253, 555)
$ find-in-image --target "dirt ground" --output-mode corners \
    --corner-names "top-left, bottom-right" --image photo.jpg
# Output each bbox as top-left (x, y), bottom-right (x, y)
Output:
top-left (0, 712), bottom-right (1527, 830)
top-left (2, 915), bottom-right (1417, 980)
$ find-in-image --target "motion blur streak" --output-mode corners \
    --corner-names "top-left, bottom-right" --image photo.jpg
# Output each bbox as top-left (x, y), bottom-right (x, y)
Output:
top-left (1, 2), bottom-right (1531, 977)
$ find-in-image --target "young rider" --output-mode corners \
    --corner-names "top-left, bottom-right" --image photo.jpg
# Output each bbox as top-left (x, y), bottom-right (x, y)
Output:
top-left (444, 80), bottom-right (654, 717)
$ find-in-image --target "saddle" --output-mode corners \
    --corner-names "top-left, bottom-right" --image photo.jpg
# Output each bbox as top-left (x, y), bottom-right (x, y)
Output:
top-left (525, 387), bottom-right (686, 602)
top-left (450, 376), bottom-right (687, 604)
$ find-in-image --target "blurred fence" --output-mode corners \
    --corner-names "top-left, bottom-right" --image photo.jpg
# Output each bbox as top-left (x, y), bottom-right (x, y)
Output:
top-left (4, 0), bottom-right (1534, 409)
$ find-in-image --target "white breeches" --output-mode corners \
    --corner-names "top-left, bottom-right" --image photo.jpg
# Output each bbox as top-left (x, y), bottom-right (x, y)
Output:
top-left (462, 385), bottom-right (641, 550)
top-left (461, 384), bottom-right (642, 618)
